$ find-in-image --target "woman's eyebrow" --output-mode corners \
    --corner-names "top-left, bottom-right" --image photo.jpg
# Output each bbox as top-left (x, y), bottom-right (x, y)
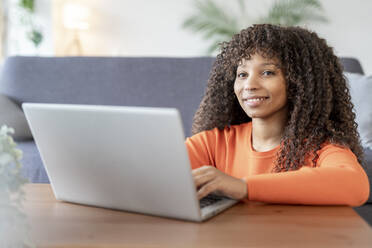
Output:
top-left (260, 62), bottom-right (280, 68)
top-left (237, 62), bottom-right (280, 69)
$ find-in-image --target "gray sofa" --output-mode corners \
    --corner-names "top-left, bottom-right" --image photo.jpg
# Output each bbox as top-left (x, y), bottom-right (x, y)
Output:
top-left (0, 56), bottom-right (370, 225)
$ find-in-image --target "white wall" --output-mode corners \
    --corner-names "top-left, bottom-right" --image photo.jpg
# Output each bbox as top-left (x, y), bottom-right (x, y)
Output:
top-left (307, 0), bottom-right (372, 75)
top-left (52, 0), bottom-right (372, 74)
top-left (53, 0), bottom-right (209, 56)
top-left (46, 0), bottom-right (372, 74)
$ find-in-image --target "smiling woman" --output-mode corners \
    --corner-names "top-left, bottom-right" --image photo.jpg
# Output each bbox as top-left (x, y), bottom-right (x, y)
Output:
top-left (186, 24), bottom-right (370, 206)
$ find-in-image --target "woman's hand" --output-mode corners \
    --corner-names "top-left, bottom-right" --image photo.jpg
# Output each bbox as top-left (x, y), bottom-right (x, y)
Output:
top-left (192, 165), bottom-right (248, 200)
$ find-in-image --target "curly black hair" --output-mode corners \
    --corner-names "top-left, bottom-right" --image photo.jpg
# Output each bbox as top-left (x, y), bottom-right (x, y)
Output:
top-left (192, 24), bottom-right (364, 172)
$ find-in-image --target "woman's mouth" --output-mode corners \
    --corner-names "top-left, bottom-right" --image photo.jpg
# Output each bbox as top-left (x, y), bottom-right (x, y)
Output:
top-left (243, 97), bottom-right (269, 107)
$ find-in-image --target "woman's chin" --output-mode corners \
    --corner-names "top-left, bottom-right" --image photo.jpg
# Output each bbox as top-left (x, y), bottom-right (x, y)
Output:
top-left (245, 111), bottom-right (264, 119)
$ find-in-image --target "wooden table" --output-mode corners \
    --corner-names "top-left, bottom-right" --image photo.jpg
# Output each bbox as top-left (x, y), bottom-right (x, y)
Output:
top-left (22, 184), bottom-right (372, 248)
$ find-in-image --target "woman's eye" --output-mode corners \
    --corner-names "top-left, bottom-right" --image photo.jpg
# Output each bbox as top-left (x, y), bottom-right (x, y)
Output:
top-left (262, 70), bottom-right (275, 76)
top-left (237, 72), bottom-right (247, 78)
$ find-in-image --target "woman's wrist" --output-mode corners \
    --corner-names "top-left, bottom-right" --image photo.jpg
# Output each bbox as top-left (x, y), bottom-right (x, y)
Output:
top-left (239, 178), bottom-right (248, 199)
top-left (229, 177), bottom-right (248, 200)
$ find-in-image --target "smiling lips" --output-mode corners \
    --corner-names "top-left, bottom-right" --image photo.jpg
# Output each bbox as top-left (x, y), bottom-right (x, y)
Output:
top-left (243, 96), bottom-right (269, 107)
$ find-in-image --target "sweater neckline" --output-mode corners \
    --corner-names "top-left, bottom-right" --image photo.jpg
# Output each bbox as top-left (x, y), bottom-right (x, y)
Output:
top-left (247, 122), bottom-right (280, 158)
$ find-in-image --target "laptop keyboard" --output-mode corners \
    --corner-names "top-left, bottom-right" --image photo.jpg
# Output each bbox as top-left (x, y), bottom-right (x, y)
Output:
top-left (199, 194), bottom-right (225, 208)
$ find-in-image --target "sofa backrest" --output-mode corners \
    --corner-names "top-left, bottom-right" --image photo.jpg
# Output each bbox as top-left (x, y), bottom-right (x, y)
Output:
top-left (0, 56), bottom-right (215, 137)
top-left (339, 57), bottom-right (364, 75)
top-left (0, 56), bottom-right (363, 138)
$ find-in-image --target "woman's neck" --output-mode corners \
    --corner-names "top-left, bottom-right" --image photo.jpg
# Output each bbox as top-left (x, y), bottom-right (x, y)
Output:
top-left (251, 112), bottom-right (287, 152)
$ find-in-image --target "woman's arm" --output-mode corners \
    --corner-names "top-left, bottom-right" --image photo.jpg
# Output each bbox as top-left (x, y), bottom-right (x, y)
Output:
top-left (185, 127), bottom-right (221, 170)
top-left (187, 128), bottom-right (249, 200)
top-left (245, 146), bottom-right (370, 206)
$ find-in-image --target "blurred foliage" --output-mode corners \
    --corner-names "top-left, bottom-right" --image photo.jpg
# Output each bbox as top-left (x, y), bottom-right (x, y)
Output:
top-left (0, 125), bottom-right (32, 247)
top-left (27, 29), bottom-right (43, 47)
top-left (19, 0), bottom-right (34, 12)
top-left (18, 0), bottom-right (43, 48)
top-left (183, 0), bottom-right (328, 54)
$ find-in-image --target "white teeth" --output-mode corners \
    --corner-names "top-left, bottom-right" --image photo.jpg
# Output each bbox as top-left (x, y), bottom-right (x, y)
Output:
top-left (246, 98), bottom-right (266, 102)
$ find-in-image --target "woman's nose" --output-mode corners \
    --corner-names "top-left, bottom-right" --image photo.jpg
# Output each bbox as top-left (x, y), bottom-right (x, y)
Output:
top-left (242, 74), bottom-right (259, 91)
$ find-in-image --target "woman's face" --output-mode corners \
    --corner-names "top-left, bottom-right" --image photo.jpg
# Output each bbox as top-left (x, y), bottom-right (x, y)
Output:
top-left (234, 53), bottom-right (288, 120)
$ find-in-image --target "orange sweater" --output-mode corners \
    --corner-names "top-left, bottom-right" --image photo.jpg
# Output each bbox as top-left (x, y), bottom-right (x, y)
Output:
top-left (185, 122), bottom-right (370, 206)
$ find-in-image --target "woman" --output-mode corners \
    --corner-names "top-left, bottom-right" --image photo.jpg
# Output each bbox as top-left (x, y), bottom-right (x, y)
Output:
top-left (186, 24), bottom-right (370, 206)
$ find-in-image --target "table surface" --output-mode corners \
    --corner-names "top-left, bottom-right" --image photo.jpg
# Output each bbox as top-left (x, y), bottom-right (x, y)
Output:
top-left (21, 184), bottom-right (372, 248)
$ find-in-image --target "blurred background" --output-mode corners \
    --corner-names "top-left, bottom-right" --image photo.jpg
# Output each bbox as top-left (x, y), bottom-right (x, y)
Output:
top-left (1, 0), bottom-right (371, 74)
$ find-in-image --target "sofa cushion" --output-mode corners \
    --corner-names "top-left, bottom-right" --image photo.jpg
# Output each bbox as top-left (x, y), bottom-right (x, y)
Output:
top-left (345, 72), bottom-right (372, 150)
top-left (0, 56), bottom-right (215, 138)
top-left (354, 204), bottom-right (372, 226)
top-left (17, 140), bottom-right (49, 183)
top-left (0, 94), bottom-right (32, 140)
top-left (344, 73), bottom-right (372, 203)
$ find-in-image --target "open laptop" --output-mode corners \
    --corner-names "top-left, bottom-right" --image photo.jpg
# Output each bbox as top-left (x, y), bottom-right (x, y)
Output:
top-left (22, 103), bottom-right (238, 222)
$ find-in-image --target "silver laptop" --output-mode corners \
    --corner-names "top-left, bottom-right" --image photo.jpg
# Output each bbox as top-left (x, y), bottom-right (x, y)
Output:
top-left (22, 103), bottom-right (238, 222)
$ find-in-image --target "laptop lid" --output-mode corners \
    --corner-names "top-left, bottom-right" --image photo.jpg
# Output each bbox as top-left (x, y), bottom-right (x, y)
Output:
top-left (22, 103), bottom-right (202, 221)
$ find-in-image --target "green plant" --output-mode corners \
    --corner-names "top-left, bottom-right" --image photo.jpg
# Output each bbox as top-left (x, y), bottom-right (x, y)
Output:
top-left (18, 0), bottom-right (43, 48)
top-left (19, 0), bottom-right (35, 12)
top-left (183, 0), bottom-right (328, 54)
top-left (256, 0), bottom-right (328, 26)
top-left (27, 29), bottom-right (43, 47)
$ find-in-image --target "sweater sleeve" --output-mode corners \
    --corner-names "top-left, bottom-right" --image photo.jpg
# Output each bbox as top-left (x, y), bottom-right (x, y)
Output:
top-left (185, 128), bottom-right (219, 170)
top-left (246, 145), bottom-right (370, 207)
